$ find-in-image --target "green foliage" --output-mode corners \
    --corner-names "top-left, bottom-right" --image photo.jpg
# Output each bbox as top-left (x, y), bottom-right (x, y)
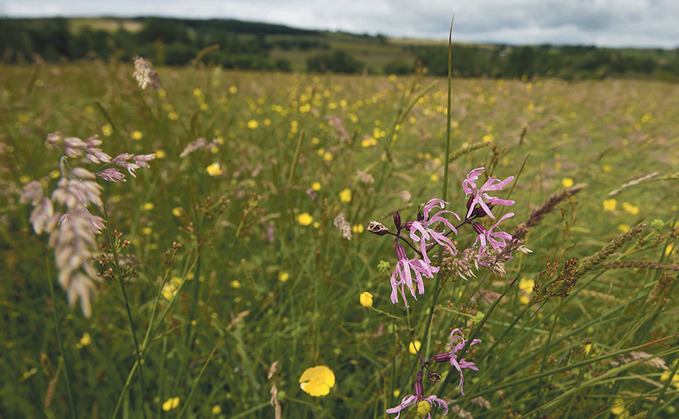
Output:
top-left (1, 61), bottom-right (679, 418)
top-left (306, 49), bottom-right (364, 73)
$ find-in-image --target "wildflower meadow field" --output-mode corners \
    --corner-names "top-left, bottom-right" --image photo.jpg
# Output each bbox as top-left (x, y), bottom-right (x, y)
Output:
top-left (2, 57), bottom-right (679, 418)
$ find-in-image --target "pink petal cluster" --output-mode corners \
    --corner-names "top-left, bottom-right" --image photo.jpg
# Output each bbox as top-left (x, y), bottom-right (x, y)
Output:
top-left (462, 166), bottom-right (515, 219)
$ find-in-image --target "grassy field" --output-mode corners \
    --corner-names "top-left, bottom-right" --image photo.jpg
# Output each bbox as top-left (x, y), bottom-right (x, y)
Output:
top-left (1, 60), bottom-right (679, 418)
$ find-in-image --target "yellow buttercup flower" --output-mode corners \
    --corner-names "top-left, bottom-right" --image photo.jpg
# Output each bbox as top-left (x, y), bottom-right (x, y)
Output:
top-left (610, 398), bottom-right (625, 416)
top-left (339, 189), bottom-right (352, 203)
top-left (206, 162), bottom-right (223, 176)
top-left (311, 182), bottom-right (321, 191)
top-left (76, 332), bottom-right (92, 349)
top-left (622, 202), bottom-right (639, 215)
top-left (297, 213), bottom-right (313, 226)
top-left (247, 119), bottom-right (259, 129)
top-left (131, 130), bottom-right (143, 140)
top-left (562, 177), bottom-right (574, 188)
top-left (299, 366), bottom-right (335, 396)
top-left (359, 292), bottom-right (373, 307)
top-left (603, 199), bottom-right (617, 211)
top-left (278, 271), bottom-right (290, 282)
top-left (409, 340), bottom-right (421, 354)
top-left (161, 397), bottom-right (180, 411)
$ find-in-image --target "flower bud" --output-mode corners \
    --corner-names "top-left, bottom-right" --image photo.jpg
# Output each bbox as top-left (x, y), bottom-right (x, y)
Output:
top-left (366, 221), bottom-right (389, 236)
top-left (413, 371), bottom-right (424, 397)
top-left (433, 352), bottom-right (452, 363)
top-left (472, 222), bottom-right (486, 235)
top-left (393, 211), bottom-right (402, 230)
top-left (471, 203), bottom-right (493, 219)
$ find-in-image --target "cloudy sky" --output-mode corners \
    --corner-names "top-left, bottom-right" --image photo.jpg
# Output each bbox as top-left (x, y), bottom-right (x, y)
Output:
top-left (2, 0), bottom-right (678, 49)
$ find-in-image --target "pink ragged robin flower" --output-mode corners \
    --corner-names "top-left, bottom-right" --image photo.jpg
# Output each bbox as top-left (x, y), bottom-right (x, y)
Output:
top-left (462, 167), bottom-right (515, 219)
top-left (386, 371), bottom-right (449, 419)
top-left (390, 243), bottom-right (437, 308)
top-left (433, 328), bottom-right (481, 395)
top-left (472, 212), bottom-right (514, 260)
top-left (408, 198), bottom-right (460, 266)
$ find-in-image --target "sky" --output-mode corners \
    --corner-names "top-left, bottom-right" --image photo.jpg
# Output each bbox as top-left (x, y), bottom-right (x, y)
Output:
top-left (1, 0), bottom-right (678, 49)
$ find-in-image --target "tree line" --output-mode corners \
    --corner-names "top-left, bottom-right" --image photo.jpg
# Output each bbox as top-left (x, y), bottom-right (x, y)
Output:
top-left (1, 17), bottom-right (677, 81)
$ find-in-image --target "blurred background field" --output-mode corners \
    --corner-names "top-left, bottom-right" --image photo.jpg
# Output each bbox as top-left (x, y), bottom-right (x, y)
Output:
top-left (1, 60), bottom-right (679, 417)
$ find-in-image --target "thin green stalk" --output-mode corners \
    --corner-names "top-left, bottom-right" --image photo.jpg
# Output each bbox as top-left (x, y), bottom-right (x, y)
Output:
top-left (287, 129), bottom-right (305, 185)
top-left (533, 304), bottom-right (563, 415)
top-left (177, 335), bottom-right (225, 417)
top-left (101, 203), bottom-right (146, 419)
top-left (422, 13), bottom-right (455, 359)
top-left (116, 274), bottom-right (146, 418)
top-left (45, 253), bottom-right (77, 419)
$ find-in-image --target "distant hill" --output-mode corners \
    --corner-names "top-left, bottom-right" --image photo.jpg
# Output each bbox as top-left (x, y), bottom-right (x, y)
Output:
top-left (1, 16), bottom-right (677, 81)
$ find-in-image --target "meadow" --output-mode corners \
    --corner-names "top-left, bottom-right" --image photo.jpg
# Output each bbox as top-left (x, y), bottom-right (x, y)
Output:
top-left (1, 59), bottom-right (679, 418)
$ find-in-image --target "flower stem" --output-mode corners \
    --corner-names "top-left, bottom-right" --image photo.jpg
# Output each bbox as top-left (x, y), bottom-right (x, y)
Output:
top-left (101, 201), bottom-right (146, 418)
top-left (45, 252), bottom-right (77, 419)
top-left (423, 14), bottom-right (455, 358)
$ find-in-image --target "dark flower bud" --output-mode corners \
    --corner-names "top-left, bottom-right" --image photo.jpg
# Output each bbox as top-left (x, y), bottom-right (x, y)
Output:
top-left (366, 221), bottom-right (389, 236)
top-left (433, 352), bottom-right (452, 363)
top-left (466, 195), bottom-right (475, 211)
top-left (417, 210), bottom-right (424, 222)
top-left (472, 222), bottom-right (486, 235)
top-left (393, 211), bottom-right (402, 230)
top-left (404, 221), bottom-right (414, 231)
top-left (471, 203), bottom-right (493, 219)
top-left (414, 371), bottom-right (424, 397)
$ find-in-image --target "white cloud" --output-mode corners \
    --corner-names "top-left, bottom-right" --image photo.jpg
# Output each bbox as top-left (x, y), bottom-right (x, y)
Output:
top-left (1, 0), bottom-right (678, 48)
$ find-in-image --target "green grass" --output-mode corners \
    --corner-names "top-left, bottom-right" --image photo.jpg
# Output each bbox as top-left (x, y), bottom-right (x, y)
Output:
top-left (1, 61), bottom-right (679, 418)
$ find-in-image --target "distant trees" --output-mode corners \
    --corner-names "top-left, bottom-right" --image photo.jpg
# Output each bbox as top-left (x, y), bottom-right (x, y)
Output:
top-left (0, 17), bottom-right (676, 82)
top-left (306, 50), bottom-right (364, 74)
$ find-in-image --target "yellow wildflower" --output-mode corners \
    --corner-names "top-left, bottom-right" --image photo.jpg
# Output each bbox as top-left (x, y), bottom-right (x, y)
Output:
top-left (562, 177), bottom-right (574, 188)
top-left (622, 202), bottom-right (639, 215)
top-left (603, 199), bottom-right (617, 211)
top-left (297, 213), bottom-right (313, 226)
top-left (278, 271), bottom-right (290, 282)
top-left (76, 332), bottom-right (92, 349)
top-left (339, 189), bottom-right (352, 203)
top-left (102, 123), bottom-right (113, 137)
top-left (172, 207), bottom-right (183, 217)
top-left (409, 340), bottom-right (421, 354)
top-left (141, 202), bottom-right (154, 211)
top-left (359, 292), bottom-right (373, 307)
top-left (352, 224), bottom-right (364, 234)
top-left (247, 119), bottom-right (259, 129)
top-left (610, 398), bottom-right (625, 416)
top-left (299, 366), bottom-right (335, 396)
top-left (311, 182), bottom-right (321, 191)
top-left (161, 397), bottom-right (180, 411)
top-left (206, 162), bottom-right (223, 176)
top-left (155, 149), bottom-right (166, 159)
top-left (131, 130), bottom-right (143, 140)
top-left (211, 405), bottom-right (222, 415)
top-left (361, 137), bottom-right (377, 147)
